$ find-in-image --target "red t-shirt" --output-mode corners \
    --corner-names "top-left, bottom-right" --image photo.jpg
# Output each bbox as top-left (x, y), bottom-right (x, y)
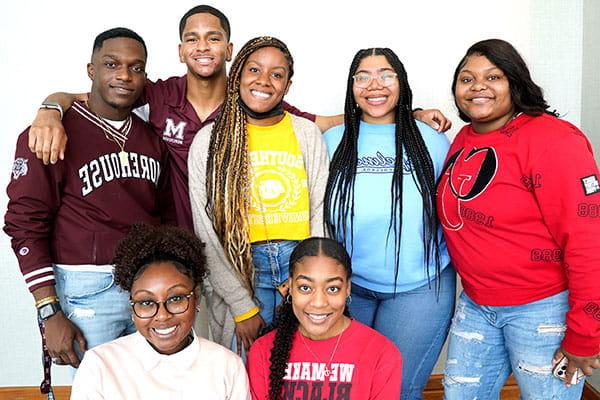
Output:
top-left (437, 113), bottom-right (600, 356)
top-left (139, 75), bottom-right (316, 230)
top-left (247, 320), bottom-right (402, 400)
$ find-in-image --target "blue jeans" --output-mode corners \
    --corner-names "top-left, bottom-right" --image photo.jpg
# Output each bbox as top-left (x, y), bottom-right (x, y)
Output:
top-left (251, 240), bottom-right (299, 325)
top-left (443, 291), bottom-right (584, 400)
top-left (349, 265), bottom-right (456, 400)
top-left (54, 267), bottom-right (136, 367)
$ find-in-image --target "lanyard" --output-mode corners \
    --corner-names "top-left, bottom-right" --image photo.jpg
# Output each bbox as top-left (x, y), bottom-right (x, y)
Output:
top-left (37, 315), bottom-right (55, 400)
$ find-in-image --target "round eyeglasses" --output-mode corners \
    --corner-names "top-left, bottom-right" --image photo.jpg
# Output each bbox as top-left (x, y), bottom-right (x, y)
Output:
top-left (130, 291), bottom-right (194, 319)
top-left (352, 71), bottom-right (398, 88)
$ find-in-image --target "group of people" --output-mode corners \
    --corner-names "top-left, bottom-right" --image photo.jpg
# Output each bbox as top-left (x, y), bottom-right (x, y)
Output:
top-left (4, 4), bottom-right (599, 400)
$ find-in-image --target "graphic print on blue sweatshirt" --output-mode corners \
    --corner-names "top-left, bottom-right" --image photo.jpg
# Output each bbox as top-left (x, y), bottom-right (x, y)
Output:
top-left (356, 150), bottom-right (412, 174)
top-left (324, 121), bottom-right (452, 293)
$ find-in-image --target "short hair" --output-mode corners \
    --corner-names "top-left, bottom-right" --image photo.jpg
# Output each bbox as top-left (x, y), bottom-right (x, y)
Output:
top-left (113, 224), bottom-right (207, 292)
top-left (92, 27), bottom-right (147, 59)
top-left (451, 38), bottom-right (557, 122)
top-left (179, 5), bottom-right (231, 41)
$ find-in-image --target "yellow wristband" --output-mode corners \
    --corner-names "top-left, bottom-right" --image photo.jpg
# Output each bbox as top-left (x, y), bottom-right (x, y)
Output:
top-left (35, 296), bottom-right (59, 308)
top-left (234, 307), bottom-right (260, 323)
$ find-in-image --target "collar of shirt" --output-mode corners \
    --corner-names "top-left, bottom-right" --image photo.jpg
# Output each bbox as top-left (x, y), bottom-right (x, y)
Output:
top-left (132, 330), bottom-right (200, 372)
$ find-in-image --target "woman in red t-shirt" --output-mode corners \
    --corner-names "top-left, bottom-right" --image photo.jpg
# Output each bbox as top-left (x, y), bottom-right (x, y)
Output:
top-left (247, 237), bottom-right (402, 400)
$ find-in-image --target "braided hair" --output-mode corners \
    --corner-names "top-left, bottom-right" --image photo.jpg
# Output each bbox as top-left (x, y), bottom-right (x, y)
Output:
top-left (324, 48), bottom-right (442, 292)
top-left (205, 36), bottom-right (294, 297)
top-left (267, 237), bottom-right (352, 400)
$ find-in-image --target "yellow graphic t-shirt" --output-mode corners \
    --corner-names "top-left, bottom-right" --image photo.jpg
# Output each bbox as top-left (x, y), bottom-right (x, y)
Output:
top-left (248, 113), bottom-right (310, 242)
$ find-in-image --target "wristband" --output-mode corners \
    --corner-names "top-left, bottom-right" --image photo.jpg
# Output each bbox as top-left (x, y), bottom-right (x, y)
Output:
top-left (412, 107), bottom-right (423, 114)
top-left (35, 296), bottom-right (59, 309)
top-left (40, 102), bottom-right (64, 120)
top-left (234, 307), bottom-right (260, 323)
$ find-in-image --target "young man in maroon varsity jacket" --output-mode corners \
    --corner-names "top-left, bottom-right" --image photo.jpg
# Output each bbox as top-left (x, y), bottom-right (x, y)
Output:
top-left (4, 28), bottom-right (174, 369)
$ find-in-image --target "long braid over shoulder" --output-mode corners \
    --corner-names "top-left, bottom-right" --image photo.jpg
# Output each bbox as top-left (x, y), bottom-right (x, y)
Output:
top-left (267, 238), bottom-right (352, 400)
top-left (205, 36), bottom-right (294, 296)
top-left (324, 48), bottom-right (442, 292)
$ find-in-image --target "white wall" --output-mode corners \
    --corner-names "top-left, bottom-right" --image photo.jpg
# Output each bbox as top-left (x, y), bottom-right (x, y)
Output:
top-left (583, 0), bottom-right (600, 156)
top-left (0, 0), bottom-right (591, 386)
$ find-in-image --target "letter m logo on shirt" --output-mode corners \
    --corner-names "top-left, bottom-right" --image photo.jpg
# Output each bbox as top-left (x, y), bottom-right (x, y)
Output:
top-left (163, 118), bottom-right (186, 141)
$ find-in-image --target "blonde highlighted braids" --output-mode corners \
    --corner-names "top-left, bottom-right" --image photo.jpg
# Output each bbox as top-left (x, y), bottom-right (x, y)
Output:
top-left (205, 36), bottom-right (294, 297)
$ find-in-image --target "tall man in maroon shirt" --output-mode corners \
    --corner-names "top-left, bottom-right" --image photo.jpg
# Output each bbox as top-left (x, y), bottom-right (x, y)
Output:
top-left (4, 28), bottom-right (173, 368)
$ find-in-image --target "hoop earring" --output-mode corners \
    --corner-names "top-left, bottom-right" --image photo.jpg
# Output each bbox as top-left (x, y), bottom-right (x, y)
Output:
top-left (286, 294), bottom-right (292, 304)
top-left (346, 295), bottom-right (352, 305)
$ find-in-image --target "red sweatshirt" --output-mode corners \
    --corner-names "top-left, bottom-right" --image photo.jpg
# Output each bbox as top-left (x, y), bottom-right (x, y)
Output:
top-left (247, 320), bottom-right (402, 400)
top-left (4, 101), bottom-right (174, 293)
top-left (437, 113), bottom-right (600, 356)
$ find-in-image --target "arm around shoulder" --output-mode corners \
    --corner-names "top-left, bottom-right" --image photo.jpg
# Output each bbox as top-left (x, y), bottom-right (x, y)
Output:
top-left (30, 92), bottom-right (87, 164)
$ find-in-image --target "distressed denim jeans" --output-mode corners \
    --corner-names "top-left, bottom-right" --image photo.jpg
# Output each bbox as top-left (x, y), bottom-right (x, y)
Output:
top-left (444, 290), bottom-right (585, 400)
top-left (349, 265), bottom-right (456, 400)
top-left (54, 266), bottom-right (136, 370)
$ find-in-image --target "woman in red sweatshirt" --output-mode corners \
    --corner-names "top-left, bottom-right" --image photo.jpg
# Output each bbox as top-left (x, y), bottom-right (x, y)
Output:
top-left (437, 39), bottom-right (600, 399)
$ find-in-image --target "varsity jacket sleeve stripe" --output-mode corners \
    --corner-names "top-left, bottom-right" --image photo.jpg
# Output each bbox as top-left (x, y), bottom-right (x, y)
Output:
top-left (532, 126), bottom-right (600, 356)
top-left (4, 130), bottom-right (61, 292)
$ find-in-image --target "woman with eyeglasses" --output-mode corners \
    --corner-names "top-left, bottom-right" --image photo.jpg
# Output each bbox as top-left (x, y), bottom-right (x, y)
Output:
top-left (323, 48), bottom-right (455, 400)
top-left (70, 224), bottom-right (250, 400)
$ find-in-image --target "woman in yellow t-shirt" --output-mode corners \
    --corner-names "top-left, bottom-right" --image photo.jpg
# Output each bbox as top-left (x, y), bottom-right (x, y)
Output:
top-left (188, 36), bottom-right (329, 355)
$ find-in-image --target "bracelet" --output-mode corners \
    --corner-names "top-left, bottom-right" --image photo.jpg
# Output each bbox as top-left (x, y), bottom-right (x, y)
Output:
top-left (35, 296), bottom-right (59, 309)
top-left (233, 307), bottom-right (260, 323)
top-left (40, 102), bottom-right (64, 120)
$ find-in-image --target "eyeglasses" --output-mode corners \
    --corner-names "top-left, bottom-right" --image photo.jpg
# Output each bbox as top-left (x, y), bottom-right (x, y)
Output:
top-left (352, 71), bottom-right (398, 88)
top-left (130, 291), bottom-right (195, 319)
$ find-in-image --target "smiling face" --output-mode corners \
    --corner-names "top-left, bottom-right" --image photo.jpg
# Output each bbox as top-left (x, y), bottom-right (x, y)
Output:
top-left (130, 262), bottom-right (197, 355)
top-left (178, 12), bottom-right (232, 80)
top-left (239, 46), bottom-right (292, 125)
top-left (454, 55), bottom-right (515, 133)
top-left (87, 37), bottom-right (146, 120)
top-left (353, 55), bottom-right (399, 124)
top-left (290, 255), bottom-right (351, 340)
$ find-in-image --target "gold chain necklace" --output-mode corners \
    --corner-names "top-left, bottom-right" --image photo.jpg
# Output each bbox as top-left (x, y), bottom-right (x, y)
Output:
top-left (85, 99), bottom-right (132, 166)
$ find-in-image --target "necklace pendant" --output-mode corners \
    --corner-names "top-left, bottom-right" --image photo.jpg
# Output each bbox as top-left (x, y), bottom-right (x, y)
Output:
top-left (119, 150), bottom-right (129, 166)
top-left (324, 368), bottom-right (330, 377)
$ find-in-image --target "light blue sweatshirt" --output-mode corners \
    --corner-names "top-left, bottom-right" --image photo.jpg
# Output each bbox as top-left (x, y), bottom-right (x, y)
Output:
top-left (324, 120), bottom-right (451, 293)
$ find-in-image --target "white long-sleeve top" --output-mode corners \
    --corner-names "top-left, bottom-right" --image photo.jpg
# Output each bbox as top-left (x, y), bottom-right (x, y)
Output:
top-left (71, 331), bottom-right (250, 400)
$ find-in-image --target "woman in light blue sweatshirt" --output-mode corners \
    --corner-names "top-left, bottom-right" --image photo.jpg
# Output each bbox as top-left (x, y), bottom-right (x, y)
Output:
top-left (323, 48), bottom-right (455, 400)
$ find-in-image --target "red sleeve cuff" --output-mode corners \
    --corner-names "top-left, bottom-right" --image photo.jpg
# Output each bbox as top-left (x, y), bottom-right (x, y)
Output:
top-left (561, 329), bottom-right (600, 357)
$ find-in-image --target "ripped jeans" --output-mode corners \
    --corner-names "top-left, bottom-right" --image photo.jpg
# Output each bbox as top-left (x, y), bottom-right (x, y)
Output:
top-left (54, 266), bottom-right (136, 369)
top-left (443, 291), bottom-right (584, 400)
